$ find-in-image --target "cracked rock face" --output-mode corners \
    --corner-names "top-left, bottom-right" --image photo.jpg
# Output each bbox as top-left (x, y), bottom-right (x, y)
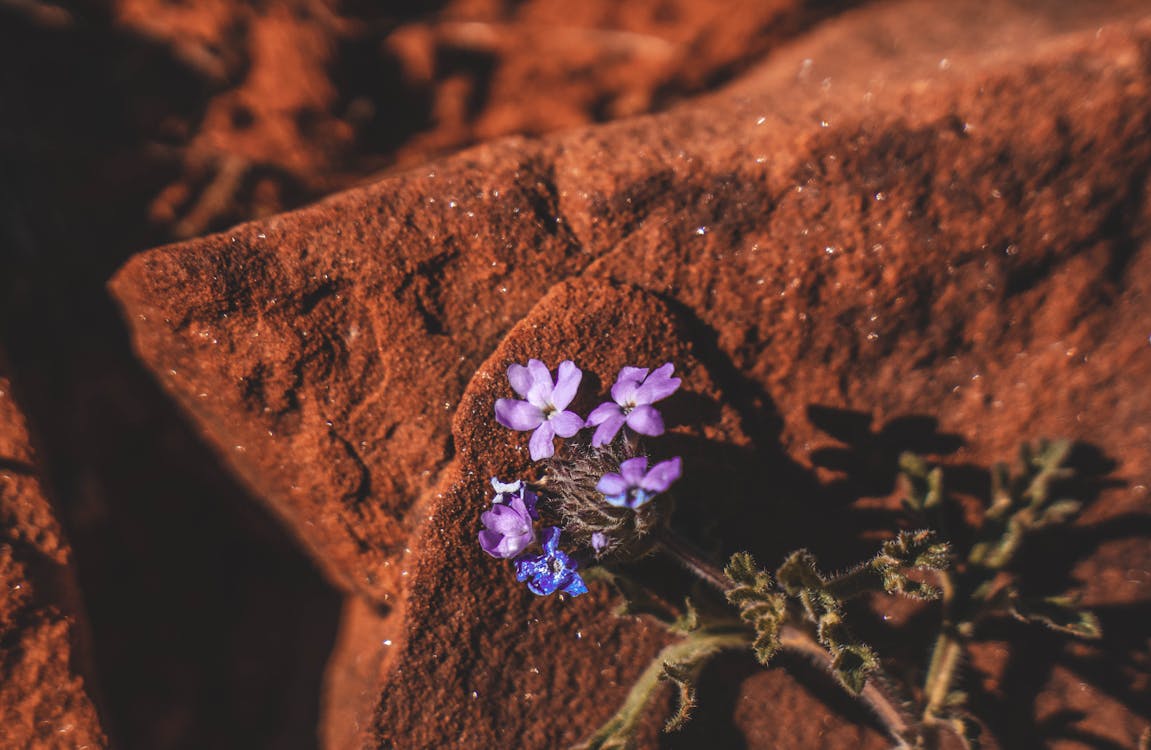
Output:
top-left (110, 1), bottom-right (1151, 748)
top-left (0, 366), bottom-right (107, 749)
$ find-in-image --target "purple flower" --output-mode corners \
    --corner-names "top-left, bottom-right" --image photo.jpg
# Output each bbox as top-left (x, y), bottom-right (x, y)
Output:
top-left (590, 532), bottom-right (609, 553)
top-left (596, 456), bottom-right (683, 509)
top-left (514, 527), bottom-right (588, 596)
top-left (586, 363), bottom-right (681, 447)
top-left (495, 359), bottom-right (584, 461)
top-left (478, 478), bottom-right (539, 559)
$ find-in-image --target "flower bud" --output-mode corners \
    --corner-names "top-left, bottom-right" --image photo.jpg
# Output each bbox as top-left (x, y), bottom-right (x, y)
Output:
top-left (537, 441), bottom-right (675, 563)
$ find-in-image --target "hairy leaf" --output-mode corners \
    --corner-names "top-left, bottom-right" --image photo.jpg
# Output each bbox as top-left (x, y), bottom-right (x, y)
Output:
top-left (1009, 594), bottom-right (1102, 639)
top-left (776, 549), bottom-right (823, 594)
top-left (659, 660), bottom-right (700, 732)
top-left (724, 552), bottom-right (787, 665)
top-left (572, 632), bottom-right (748, 750)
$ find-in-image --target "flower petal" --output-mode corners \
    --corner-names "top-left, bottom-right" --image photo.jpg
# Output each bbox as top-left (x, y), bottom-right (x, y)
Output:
top-left (641, 457), bottom-right (682, 493)
top-left (625, 404), bottom-right (664, 436)
top-left (591, 413), bottom-right (626, 447)
top-left (616, 366), bottom-right (649, 385)
top-left (478, 529), bottom-right (506, 558)
top-left (539, 526), bottom-right (561, 554)
top-left (514, 554), bottom-right (547, 582)
top-left (634, 363), bottom-right (681, 404)
top-left (550, 360), bottom-right (583, 410)
top-left (495, 399), bottom-right (543, 431)
top-left (549, 410), bottom-right (584, 438)
top-left (561, 572), bottom-right (589, 596)
top-left (517, 489), bottom-right (540, 519)
top-left (624, 489), bottom-right (652, 509)
top-left (610, 377), bottom-right (640, 406)
top-left (490, 477), bottom-right (523, 495)
top-left (507, 364), bottom-right (533, 398)
top-left (602, 492), bottom-right (631, 508)
top-left (524, 360), bottom-right (554, 410)
top-left (619, 456), bottom-right (649, 485)
top-left (586, 401), bottom-right (621, 426)
top-left (526, 359), bottom-right (552, 388)
top-left (596, 471), bottom-right (628, 496)
top-left (481, 505), bottom-right (523, 535)
top-left (528, 421), bottom-right (557, 461)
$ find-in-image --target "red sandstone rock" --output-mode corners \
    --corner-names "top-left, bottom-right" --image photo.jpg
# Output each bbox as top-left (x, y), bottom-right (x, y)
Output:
top-left (111, 1), bottom-right (1151, 748)
top-left (108, 0), bottom-right (827, 238)
top-left (0, 366), bottom-right (107, 748)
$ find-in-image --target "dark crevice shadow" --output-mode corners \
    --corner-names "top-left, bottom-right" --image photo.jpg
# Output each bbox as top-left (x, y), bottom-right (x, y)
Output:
top-left (3, 341), bottom-right (345, 750)
top-left (976, 600), bottom-right (1151, 750)
top-left (807, 404), bottom-right (964, 502)
top-left (660, 652), bottom-right (756, 750)
top-left (658, 368), bottom-right (1146, 749)
top-left (0, 10), bottom-right (344, 750)
top-left (654, 295), bottom-right (841, 568)
top-left (0, 456), bottom-right (36, 476)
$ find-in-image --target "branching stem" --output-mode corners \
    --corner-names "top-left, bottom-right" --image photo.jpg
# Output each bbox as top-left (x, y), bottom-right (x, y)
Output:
top-left (656, 528), bottom-right (913, 748)
top-left (922, 571), bottom-right (964, 722)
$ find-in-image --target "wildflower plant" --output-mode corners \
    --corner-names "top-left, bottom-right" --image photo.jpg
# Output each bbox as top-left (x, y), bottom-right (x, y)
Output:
top-left (479, 358), bottom-right (1101, 750)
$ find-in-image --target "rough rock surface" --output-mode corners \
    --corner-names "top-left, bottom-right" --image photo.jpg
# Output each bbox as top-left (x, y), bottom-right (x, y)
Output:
top-left (0, 365), bottom-right (107, 748)
top-left (110, 1), bottom-right (1151, 748)
top-left (110, 0), bottom-right (837, 238)
top-left (0, 0), bottom-right (924, 746)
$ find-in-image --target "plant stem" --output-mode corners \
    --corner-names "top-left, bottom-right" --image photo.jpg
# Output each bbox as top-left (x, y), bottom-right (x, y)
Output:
top-left (922, 571), bottom-right (963, 720)
top-left (655, 528), bottom-right (912, 747)
top-left (779, 624), bottom-right (912, 748)
top-left (575, 631), bottom-right (751, 749)
top-left (654, 526), bottom-right (732, 592)
top-left (923, 631), bottom-right (963, 717)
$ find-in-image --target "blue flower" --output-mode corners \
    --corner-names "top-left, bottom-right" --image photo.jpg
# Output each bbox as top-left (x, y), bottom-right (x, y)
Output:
top-left (597, 456), bottom-right (682, 509)
top-left (513, 526), bottom-right (588, 596)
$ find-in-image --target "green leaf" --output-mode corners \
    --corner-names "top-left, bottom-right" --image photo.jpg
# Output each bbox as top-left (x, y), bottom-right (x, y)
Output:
top-left (752, 626), bottom-right (782, 665)
top-left (1009, 594), bottom-right (1102, 639)
top-left (898, 453), bottom-right (944, 513)
top-left (572, 632), bottom-right (749, 749)
top-left (672, 598), bottom-right (700, 634)
top-left (951, 712), bottom-right (984, 750)
top-left (829, 643), bottom-right (880, 694)
top-left (776, 550), bottom-right (823, 594)
top-left (724, 551), bottom-right (758, 585)
top-left (881, 529), bottom-right (951, 570)
top-left (1037, 499), bottom-right (1082, 526)
top-left (924, 466), bottom-right (945, 510)
top-left (659, 660), bottom-right (699, 732)
top-left (944, 690), bottom-right (969, 708)
top-left (724, 552), bottom-right (787, 666)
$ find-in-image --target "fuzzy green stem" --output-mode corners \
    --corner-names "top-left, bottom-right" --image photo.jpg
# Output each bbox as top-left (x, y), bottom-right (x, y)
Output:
top-left (779, 624), bottom-right (911, 748)
top-left (655, 528), bottom-right (912, 747)
top-left (824, 565), bottom-right (882, 601)
top-left (923, 632), bottom-right (963, 717)
top-left (923, 572), bottom-right (963, 721)
top-left (655, 527), bottom-right (732, 593)
top-left (574, 630), bottom-right (749, 749)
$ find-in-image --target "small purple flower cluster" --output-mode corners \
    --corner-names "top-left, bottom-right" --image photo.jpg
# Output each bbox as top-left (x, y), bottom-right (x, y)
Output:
top-left (480, 359), bottom-right (684, 597)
